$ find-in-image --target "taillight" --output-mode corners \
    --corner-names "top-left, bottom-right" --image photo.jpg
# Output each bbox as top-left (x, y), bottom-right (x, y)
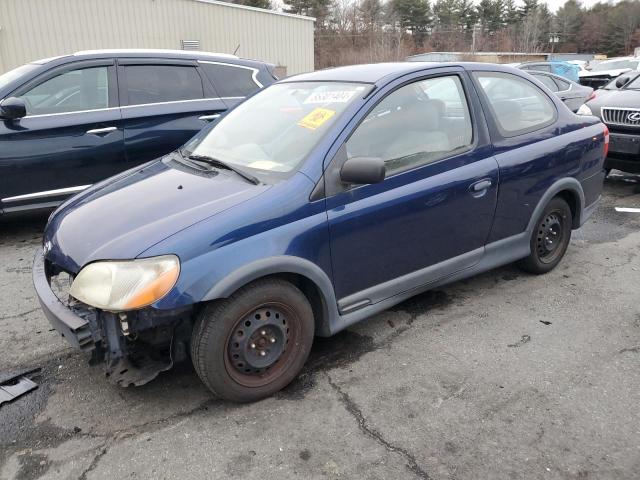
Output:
top-left (603, 124), bottom-right (610, 157)
top-left (587, 91), bottom-right (596, 101)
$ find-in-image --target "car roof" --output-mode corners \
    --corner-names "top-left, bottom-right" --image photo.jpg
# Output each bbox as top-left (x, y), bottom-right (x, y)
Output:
top-left (282, 61), bottom-right (519, 84)
top-left (526, 70), bottom-right (577, 84)
top-left (27, 49), bottom-right (267, 67)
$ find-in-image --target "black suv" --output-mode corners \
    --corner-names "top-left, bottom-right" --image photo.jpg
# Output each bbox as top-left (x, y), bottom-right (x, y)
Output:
top-left (0, 49), bottom-right (277, 214)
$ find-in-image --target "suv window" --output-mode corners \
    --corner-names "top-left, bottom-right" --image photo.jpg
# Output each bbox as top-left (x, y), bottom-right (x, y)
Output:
top-left (534, 74), bottom-right (559, 92)
top-left (124, 65), bottom-right (203, 106)
top-left (554, 78), bottom-right (570, 91)
top-left (19, 66), bottom-right (109, 115)
top-left (200, 62), bottom-right (261, 98)
top-left (346, 75), bottom-right (473, 176)
top-left (474, 72), bottom-right (556, 136)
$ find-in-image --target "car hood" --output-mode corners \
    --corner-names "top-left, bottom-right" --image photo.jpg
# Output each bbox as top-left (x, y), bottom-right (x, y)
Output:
top-left (44, 157), bottom-right (270, 272)
top-left (588, 89), bottom-right (640, 114)
top-left (580, 68), bottom-right (631, 78)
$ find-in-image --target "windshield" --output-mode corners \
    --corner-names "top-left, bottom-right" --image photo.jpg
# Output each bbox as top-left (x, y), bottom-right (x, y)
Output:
top-left (592, 60), bottom-right (639, 72)
top-left (0, 64), bottom-right (37, 92)
top-left (625, 75), bottom-right (640, 89)
top-left (183, 81), bottom-right (369, 178)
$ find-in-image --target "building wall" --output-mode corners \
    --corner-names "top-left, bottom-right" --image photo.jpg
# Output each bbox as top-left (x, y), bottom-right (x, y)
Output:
top-left (0, 0), bottom-right (314, 74)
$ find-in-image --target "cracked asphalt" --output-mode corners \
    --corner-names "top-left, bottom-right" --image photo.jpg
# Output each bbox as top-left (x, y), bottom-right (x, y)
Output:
top-left (1, 172), bottom-right (639, 480)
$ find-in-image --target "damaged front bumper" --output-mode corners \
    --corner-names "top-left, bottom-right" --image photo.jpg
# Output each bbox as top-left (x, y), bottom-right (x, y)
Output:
top-left (32, 249), bottom-right (193, 386)
top-left (32, 248), bottom-right (100, 351)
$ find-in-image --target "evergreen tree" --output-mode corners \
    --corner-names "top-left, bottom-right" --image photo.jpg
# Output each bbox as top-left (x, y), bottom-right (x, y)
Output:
top-left (477, 0), bottom-right (503, 33)
top-left (392, 0), bottom-right (432, 35)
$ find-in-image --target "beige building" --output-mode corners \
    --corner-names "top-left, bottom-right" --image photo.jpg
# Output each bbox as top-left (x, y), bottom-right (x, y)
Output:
top-left (0, 0), bottom-right (315, 75)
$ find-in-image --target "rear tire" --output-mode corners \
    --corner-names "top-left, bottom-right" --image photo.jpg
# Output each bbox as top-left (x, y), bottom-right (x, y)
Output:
top-left (191, 278), bottom-right (314, 402)
top-left (517, 197), bottom-right (572, 275)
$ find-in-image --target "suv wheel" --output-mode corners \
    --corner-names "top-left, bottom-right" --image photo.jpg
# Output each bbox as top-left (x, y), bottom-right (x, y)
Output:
top-left (191, 278), bottom-right (314, 402)
top-left (517, 197), bottom-right (572, 274)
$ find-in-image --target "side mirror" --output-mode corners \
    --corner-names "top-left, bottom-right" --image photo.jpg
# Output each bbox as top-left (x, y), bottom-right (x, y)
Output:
top-left (0, 97), bottom-right (27, 120)
top-left (615, 75), bottom-right (630, 89)
top-left (340, 157), bottom-right (386, 185)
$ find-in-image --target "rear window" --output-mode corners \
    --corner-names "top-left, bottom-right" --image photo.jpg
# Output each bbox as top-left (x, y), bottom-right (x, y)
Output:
top-left (474, 72), bottom-right (556, 137)
top-left (123, 65), bottom-right (204, 106)
top-left (200, 62), bottom-right (261, 98)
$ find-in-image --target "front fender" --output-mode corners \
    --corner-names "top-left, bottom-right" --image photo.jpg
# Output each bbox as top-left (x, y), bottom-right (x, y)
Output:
top-left (202, 255), bottom-right (340, 336)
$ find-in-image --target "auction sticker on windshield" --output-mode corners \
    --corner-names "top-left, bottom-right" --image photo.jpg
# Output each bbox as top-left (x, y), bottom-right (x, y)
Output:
top-left (298, 108), bottom-right (336, 130)
top-left (304, 91), bottom-right (357, 104)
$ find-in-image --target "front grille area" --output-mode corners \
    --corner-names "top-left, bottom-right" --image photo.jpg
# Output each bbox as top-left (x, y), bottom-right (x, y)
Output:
top-left (602, 108), bottom-right (640, 128)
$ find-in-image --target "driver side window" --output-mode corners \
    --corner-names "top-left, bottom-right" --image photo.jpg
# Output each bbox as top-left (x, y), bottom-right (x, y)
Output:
top-left (345, 75), bottom-right (473, 177)
top-left (19, 66), bottom-right (109, 115)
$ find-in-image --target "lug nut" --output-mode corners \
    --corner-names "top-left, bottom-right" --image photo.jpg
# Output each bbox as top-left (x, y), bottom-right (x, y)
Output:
top-left (270, 337), bottom-right (276, 343)
top-left (260, 330), bottom-right (266, 336)
top-left (260, 351), bottom-right (266, 356)
top-left (250, 343), bottom-right (256, 349)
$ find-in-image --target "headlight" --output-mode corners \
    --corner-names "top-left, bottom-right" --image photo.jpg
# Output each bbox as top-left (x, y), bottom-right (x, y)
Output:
top-left (576, 104), bottom-right (593, 116)
top-left (69, 255), bottom-right (180, 311)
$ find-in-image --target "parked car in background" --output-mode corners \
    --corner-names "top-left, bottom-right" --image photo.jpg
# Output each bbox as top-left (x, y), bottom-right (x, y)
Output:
top-left (579, 57), bottom-right (640, 89)
top-left (578, 72), bottom-right (640, 174)
top-left (34, 63), bottom-right (607, 402)
top-left (518, 61), bottom-right (580, 82)
top-left (0, 49), bottom-right (277, 215)
top-left (527, 70), bottom-right (594, 112)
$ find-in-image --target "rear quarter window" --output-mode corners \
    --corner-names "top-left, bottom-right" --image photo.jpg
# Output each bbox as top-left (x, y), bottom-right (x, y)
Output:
top-left (474, 72), bottom-right (556, 137)
top-left (200, 62), bottom-right (262, 98)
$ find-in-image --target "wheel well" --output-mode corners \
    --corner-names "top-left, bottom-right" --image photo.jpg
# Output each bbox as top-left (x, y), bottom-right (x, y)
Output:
top-left (555, 190), bottom-right (580, 228)
top-left (224, 272), bottom-right (329, 336)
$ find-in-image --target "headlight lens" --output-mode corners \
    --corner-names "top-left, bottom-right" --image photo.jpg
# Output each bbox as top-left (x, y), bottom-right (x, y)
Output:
top-left (576, 104), bottom-right (593, 116)
top-left (69, 255), bottom-right (180, 311)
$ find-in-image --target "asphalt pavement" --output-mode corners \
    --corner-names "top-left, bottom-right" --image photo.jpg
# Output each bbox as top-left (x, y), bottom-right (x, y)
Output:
top-left (1, 173), bottom-right (639, 480)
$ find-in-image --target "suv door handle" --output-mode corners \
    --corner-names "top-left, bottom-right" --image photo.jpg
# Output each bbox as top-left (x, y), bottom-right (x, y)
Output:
top-left (86, 126), bottom-right (117, 135)
top-left (470, 179), bottom-right (493, 192)
top-left (199, 114), bottom-right (220, 121)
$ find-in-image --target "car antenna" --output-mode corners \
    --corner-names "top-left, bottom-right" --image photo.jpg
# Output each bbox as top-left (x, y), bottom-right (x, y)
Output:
top-left (233, 44), bottom-right (240, 56)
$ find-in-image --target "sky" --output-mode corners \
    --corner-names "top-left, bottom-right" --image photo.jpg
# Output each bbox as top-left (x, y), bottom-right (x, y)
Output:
top-left (543, 0), bottom-right (615, 12)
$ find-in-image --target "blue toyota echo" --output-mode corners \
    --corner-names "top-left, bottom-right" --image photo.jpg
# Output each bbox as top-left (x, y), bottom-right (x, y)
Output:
top-left (33, 62), bottom-right (607, 402)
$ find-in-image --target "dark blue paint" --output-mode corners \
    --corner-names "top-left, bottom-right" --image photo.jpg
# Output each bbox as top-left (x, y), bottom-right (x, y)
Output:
top-left (38, 62), bottom-right (605, 337)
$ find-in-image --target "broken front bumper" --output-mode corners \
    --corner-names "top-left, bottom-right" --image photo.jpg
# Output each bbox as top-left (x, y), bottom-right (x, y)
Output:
top-left (32, 248), bottom-right (99, 351)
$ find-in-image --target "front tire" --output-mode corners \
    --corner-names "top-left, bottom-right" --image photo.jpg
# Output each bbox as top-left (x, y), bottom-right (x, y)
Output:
top-left (517, 197), bottom-right (572, 275)
top-left (191, 278), bottom-right (314, 402)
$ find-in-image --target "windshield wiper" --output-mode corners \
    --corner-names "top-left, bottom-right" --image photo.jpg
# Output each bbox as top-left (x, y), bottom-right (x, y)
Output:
top-left (187, 154), bottom-right (260, 185)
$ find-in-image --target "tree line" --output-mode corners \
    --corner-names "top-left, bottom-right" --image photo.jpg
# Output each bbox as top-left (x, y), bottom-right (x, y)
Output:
top-left (227, 0), bottom-right (640, 69)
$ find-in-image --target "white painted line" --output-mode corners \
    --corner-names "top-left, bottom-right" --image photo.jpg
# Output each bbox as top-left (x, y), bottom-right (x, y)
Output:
top-left (615, 207), bottom-right (640, 213)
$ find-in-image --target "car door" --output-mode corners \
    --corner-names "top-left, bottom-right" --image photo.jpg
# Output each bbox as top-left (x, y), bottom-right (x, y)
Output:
top-left (0, 60), bottom-right (123, 212)
top-left (117, 59), bottom-right (228, 164)
top-left (324, 71), bottom-right (499, 312)
top-left (552, 77), bottom-right (585, 112)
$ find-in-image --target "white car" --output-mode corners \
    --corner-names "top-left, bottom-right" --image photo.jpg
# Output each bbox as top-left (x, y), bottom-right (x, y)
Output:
top-left (579, 57), bottom-right (640, 89)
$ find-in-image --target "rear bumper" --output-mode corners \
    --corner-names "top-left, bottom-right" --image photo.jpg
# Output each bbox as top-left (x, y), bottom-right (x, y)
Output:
top-left (605, 155), bottom-right (640, 173)
top-left (32, 249), bottom-right (97, 351)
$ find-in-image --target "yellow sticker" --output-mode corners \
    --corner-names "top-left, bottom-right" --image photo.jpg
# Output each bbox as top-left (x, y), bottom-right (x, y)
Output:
top-left (297, 108), bottom-right (336, 130)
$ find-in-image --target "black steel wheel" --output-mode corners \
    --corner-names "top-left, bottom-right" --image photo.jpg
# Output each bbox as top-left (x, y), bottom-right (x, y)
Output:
top-left (517, 197), bottom-right (572, 274)
top-left (191, 278), bottom-right (314, 402)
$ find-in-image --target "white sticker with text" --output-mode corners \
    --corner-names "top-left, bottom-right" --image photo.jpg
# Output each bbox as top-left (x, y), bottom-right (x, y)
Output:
top-left (304, 90), bottom-right (356, 104)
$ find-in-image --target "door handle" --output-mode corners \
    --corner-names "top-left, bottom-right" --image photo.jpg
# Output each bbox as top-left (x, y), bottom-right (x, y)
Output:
top-left (86, 126), bottom-right (117, 135)
top-left (199, 114), bottom-right (220, 121)
top-left (470, 179), bottom-right (493, 192)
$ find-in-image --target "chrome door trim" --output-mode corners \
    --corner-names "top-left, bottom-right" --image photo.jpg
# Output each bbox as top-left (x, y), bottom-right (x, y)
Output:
top-left (18, 107), bottom-right (120, 119)
top-left (198, 114), bottom-right (221, 121)
top-left (2, 185), bottom-right (91, 203)
top-left (197, 60), bottom-right (263, 88)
